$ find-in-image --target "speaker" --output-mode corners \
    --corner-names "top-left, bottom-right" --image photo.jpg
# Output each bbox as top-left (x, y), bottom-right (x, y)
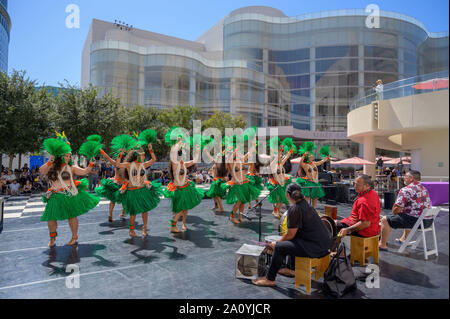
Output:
top-left (335, 183), bottom-right (350, 203)
top-left (0, 198), bottom-right (4, 234)
top-left (235, 244), bottom-right (266, 280)
top-left (384, 192), bottom-right (395, 209)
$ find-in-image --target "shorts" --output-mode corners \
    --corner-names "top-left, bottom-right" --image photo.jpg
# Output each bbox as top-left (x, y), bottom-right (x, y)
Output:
top-left (386, 213), bottom-right (433, 229)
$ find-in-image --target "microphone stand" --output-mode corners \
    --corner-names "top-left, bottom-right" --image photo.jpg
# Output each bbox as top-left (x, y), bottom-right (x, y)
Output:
top-left (243, 184), bottom-right (280, 242)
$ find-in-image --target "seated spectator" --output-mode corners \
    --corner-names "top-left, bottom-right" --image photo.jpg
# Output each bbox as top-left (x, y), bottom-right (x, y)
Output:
top-left (195, 172), bottom-right (204, 184)
top-left (0, 177), bottom-right (7, 194)
top-left (19, 170), bottom-right (32, 185)
top-left (252, 183), bottom-right (332, 286)
top-left (5, 170), bottom-right (15, 183)
top-left (9, 179), bottom-right (21, 196)
top-left (336, 174), bottom-right (381, 238)
top-left (22, 163), bottom-right (30, 174)
top-left (379, 170), bottom-right (431, 250)
top-left (22, 180), bottom-right (32, 194)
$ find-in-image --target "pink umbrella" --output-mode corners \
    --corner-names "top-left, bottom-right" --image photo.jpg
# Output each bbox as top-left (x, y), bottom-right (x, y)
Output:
top-left (333, 157), bottom-right (375, 165)
top-left (384, 158), bottom-right (411, 165)
top-left (291, 156), bottom-right (337, 164)
top-left (413, 78), bottom-right (449, 90)
top-left (377, 156), bottom-right (393, 161)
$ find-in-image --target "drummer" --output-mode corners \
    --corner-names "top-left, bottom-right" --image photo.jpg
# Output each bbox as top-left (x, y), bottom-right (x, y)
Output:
top-left (252, 183), bottom-right (332, 287)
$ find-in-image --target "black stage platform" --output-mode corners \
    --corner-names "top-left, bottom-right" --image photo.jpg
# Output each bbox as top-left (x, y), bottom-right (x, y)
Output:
top-left (0, 193), bottom-right (448, 299)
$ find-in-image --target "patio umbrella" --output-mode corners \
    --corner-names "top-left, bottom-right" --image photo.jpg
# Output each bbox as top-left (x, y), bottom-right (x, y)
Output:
top-left (413, 78), bottom-right (449, 90)
top-left (332, 157), bottom-right (375, 165)
top-left (291, 156), bottom-right (337, 164)
top-left (331, 157), bottom-right (375, 180)
top-left (384, 158), bottom-right (411, 165)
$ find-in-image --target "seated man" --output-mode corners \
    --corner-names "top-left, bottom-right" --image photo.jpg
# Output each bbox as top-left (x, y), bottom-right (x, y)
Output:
top-left (379, 170), bottom-right (431, 250)
top-left (252, 183), bottom-right (332, 286)
top-left (9, 179), bottom-right (21, 196)
top-left (337, 174), bottom-right (381, 238)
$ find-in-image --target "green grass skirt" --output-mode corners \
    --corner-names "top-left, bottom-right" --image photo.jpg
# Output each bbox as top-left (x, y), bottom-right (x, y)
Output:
top-left (246, 174), bottom-right (264, 191)
top-left (41, 178), bottom-right (100, 221)
top-left (95, 179), bottom-right (121, 203)
top-left (163, 181), bottom-right (205, 213)
top-left (296, 178), bottom-right (325, 199)
top-left (206, 179), bottom-right (227, 198)
top-left (117, 181), bottom-right (163, 216)
top-left (221, 181), bottom-right (260, 205)
top-left (266, 177), bottom-right (292, 205)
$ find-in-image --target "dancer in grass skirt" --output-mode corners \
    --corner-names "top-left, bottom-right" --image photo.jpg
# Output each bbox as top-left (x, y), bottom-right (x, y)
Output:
top-left (163, 129), bottom-right (205, 233)
top-left (204, 148), bottom-right (228, 213)
top-left (39, 133), bottom-right (100, 247)
top-left (96, 134), bottom-right (138, 222)
top-left (266, 137), bottom-right (294, 219)
top-left (221, 138), bottom-right (261, 224)
top-left (114, 130), bottom-right (163, 237)
top-left (296, 142), bottom-right (330, 209)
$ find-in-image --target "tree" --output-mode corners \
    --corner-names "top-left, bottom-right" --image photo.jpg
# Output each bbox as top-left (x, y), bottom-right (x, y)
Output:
top-left (0, 70), bottom-right (50, 169)
top-left (52, 83), bottom-right (127, 154)
top-left (202, 111), bottom-right (247, 136)
top-left (158, 105), bottom-right (202, 131)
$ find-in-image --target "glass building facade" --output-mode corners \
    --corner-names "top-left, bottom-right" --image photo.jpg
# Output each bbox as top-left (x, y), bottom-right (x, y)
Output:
top-left (0, 0), bottom-right (10, 73)
top-left (83, 7), bottom-right (449, 158)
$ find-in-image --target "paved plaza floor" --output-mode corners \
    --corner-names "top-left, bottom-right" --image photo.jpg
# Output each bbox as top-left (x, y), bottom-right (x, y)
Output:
top-left (0, 187), bottom-right (448, 299)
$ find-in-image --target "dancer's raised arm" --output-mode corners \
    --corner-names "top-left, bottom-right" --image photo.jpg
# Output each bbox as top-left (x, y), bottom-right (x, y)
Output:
top-left (72, 158), bottom-right (95, 176)
top-left (144, 144), bottom-right (157, 168)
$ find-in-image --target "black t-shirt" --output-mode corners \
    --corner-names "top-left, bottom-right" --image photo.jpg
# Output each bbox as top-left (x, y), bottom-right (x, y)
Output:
top-left (287, 200), bottom-right (332, 258)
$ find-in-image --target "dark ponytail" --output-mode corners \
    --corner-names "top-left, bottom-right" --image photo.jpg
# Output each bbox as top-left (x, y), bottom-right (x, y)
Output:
top-left (47, 157), bottom-right (63, 181)
top-left (286, 183), bottom-right (304, 201)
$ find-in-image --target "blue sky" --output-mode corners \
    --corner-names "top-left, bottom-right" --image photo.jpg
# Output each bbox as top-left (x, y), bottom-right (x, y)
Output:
top-left (6, 0), bottom-right (449, 87)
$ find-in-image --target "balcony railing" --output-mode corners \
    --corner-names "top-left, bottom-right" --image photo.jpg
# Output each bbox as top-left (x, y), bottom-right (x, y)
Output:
top-left (350, 70), bottom-right (449, 110)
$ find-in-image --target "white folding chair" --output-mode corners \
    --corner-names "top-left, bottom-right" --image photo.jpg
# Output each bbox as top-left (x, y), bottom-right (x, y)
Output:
top-left (398, 207), bottom-right (441, 260)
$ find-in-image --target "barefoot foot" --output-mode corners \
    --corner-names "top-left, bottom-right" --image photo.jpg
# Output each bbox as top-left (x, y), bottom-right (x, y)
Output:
top-left (66, 236), bottom-right (78, 246)
top-left (252, 277), bottom-right (276, 287)
top-left (181, 223), bottom-right (187, 231)
top-left (170, 226), bottom-right (182, 233)
top-left (230, 217), bottom-right (240, 224)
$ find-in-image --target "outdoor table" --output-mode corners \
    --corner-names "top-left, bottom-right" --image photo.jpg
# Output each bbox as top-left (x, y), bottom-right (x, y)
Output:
top-left (422, 182), bottom-right (449, 206)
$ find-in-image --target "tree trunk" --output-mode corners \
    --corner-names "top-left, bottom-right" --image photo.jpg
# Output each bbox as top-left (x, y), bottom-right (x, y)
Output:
top-left (9, 154), bottom-right (14, 170)
top-left (18, 154), bottom-right (22, 170)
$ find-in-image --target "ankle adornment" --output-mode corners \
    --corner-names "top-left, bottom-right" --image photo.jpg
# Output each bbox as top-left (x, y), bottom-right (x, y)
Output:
top-left (231, 212), bottom-right (236, 218)
top-left (170, 219), bottom-right (177, 227)
top-left (129, 224), bottom-right (135, 230)
top-left (49, 232), bottom-right (57, 238)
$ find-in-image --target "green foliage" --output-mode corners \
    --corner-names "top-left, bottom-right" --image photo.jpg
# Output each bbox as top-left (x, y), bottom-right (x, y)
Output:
top-left (202, 111), bottom-right (247, 136)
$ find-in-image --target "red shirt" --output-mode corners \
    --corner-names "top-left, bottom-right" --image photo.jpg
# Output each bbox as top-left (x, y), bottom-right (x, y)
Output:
top-left (340, 189), bottom-right (381, 237)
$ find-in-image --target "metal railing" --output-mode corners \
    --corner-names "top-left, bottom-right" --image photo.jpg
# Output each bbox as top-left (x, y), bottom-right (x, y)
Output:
top-left (350, 70), bottom-right (449, 110)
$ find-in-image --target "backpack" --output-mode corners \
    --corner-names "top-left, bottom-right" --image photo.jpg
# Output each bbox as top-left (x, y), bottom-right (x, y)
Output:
top-left (322, 242), bottom-right (357, 297)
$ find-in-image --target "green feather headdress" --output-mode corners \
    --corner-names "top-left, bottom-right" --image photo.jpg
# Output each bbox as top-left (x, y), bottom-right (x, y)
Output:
top-left (79, 141), bottom-right (103, 160)
top-left (42, 138), bottom-right (72, 157)
top-left (243, 127), bottom-right (257, 142)
top-left (298, 141), bottom-right (316, 162)
top-left (86, 134), bottom-right (102, 143)
top-left (137, 129), bottom-right (157, 147)
top-left (268, 137), bottom-right (281, 152)
top-left (164, 126), bottom-right (189, 147)
top-left (111, 134), bottom-right (138, 158)
top-left (319, 145), bottom-right (330, 158)
top-left (281, 138), bottom-right (297, 154)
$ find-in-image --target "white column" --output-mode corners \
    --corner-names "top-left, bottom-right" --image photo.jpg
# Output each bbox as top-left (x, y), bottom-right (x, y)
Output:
top-left (310, 48), bottom-right (316, 131)
top-left (411, 149), bottom-right (421, 171)
top-left (189, 71), bottom-right (196, 107)
top-left (138, 55), bottom-right (145, 106)
top-left (363, 135), bottom-right (376, 178)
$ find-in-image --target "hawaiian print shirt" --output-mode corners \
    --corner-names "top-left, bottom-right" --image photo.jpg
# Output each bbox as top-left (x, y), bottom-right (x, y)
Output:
top-left (395, 182), bottom-right (432, 218)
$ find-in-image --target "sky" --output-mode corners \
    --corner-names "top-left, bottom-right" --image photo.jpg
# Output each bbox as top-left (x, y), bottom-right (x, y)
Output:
top-left (6, 0), bottom-right (450, 87)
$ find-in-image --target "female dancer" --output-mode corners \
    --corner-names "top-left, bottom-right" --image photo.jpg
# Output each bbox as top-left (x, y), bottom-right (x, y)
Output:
top-left (115, 134), bottom-right (163, 237)
top-left (39, 136), bottom-right (100, 247)
top-left (296, 143), bottom-right (330, 209)
top-left (204, 148), bottom-right (228, 213)
top-left (97, 148), bottom-right (128, 222)
top-left (244, 143), bottom-right (264, 210)
top-left (266, 138), bottom-right (294, 219)
top-left (221, 140), bottom-right (260, 224)
top-left (164, 133), bottom-right (205, 233)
